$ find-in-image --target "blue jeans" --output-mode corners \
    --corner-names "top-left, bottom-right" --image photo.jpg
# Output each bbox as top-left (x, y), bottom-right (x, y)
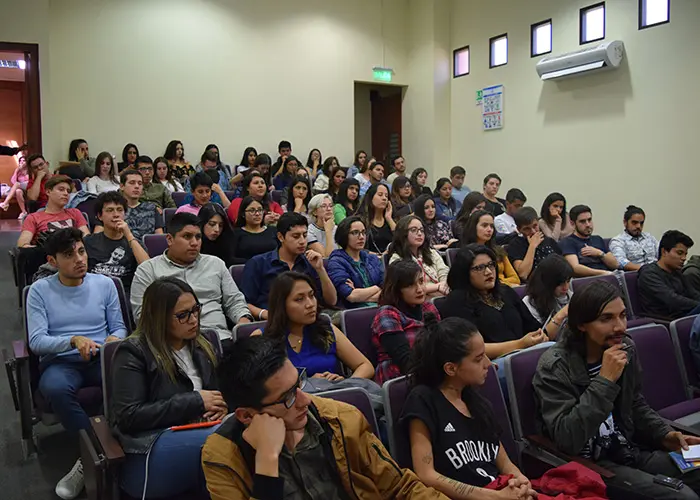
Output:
top-left (38, 354), bottom-right (102, 433)
top-left (120, 425), bottom-right (219, 499)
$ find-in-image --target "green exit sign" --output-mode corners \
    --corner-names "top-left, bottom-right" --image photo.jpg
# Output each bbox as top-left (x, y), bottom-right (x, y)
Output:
top-left (373, 67), bottom-right (393, 82)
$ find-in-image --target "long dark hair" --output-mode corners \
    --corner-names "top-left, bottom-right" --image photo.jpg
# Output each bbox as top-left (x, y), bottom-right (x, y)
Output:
top-left (563, 280), bottom-right (623, 348)
top-left (336, 178), bottom-right (360, 214)
top-left (235, 196), bottom-right (265, 228)
top-left (241, 171), bottom-right (272, 207)
top-left (526, 254), bottom-right (573, 321)
top-left (413, 194), bottom-right (435, 224)
top-left (121, 143), bottom-right (139, 165)
top-left (321, 156), bottom-right (338, 178)
top-left (94, 151), bottom-right (119, 184)
top-left (379, 260), bottom-right (423, 308)
top-left (357, 183), bottom-right (389, 229)
top-left (199, 203), bottom-right (235, 262)
top-left (390, 175), bottom-right (413, 208)
top-left (540, 192), bottom-right (568, 229)
top-left (354, 150), bottom-right (367, 168)
top-left (389, 216), bottom-right (434, 266)
top-left (461, 210), bottom-right (505, 259)
top-left (328, 165), bottom-right (345, 198)
top-left (286, 176), bottom-right (312, 213)
top-left (68, 139), bottom-right (87, 161)
top-left (306, 149), bottom-right (322, 169)
top-left (410, 168), bottom-right (428, 197)
top-left (204, 144), bottom-right (223, 167)
top-left (253, 153), bottom-right (272, 186)
top-left (409, 316), bottom-right (499, 439)
top-left (265, 272), bottom-right (334, 352)
top-left (164, 140), bottom-right (185, 162)
top-left (447, 244), bottom-right (502, 302)
top-left (154, 156), bottom-right (178, 187)
top-left (239, 147), bottom-right (257, 169)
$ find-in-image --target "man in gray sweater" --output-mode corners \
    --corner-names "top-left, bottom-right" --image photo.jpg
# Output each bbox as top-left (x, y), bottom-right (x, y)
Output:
top-left (130, 213), bottom-right (253, 341)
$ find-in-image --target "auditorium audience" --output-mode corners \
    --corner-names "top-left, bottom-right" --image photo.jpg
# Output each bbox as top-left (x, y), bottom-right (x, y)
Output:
top-left (390, 175), bottom-right (415, 221)
top-left (307, 193), bottom-right (337, 257)
top-left (226, 171), bottom-right (283, 223)
top-left (333, 178), bottom-right (361, 224)
top-left (609, 205), bottom-right (659, 271)
top-left (389, 216), bottom-right (449, 298)
top-left (199, 203), bottom-right (237, 267)
top-left (86, 152), bottom-right (120, 194)
top-left (201, 335), bottom-right (444, 499)
top-left (176, 171), bottom-right (231, 215)
top-left (414, 194), bottom-right (457, 249)
top-left (0, 154), bottom-right (28, 218)
top-left (312, 156), bottom-right (338, 193)
top-left (433, 177), bottom-right (460, 222)
top-left (481, 173), bottom-right (506, 216)
top-left (242, 212), bottom-right (337, 321)
top-left (402, 317), bottom-right (536, 500)
top-left (539, 192), bottom-right (573, 241)
top-left (326, 216), bottom-right (384, 309)
top-left (251, 271), bottom-right (374, 379)
top-left (196, 144), bottom-right (233, 188)
top-left (508, 207), bottom-right (563, 282)
top-left (410, 168), bottom-right (432, 197)
top-left (357, 183), bottom-right (395, 254)
top-left (27, 228), bottom-right (126, 499)
top-left (164, 140), bottom-right (194, 182)
top-left (560, 205), bottom-right (619, 277)
top-left (111, 277), bottom-right (223, 498)
top-left (522, 254), bottom-right (573, 339)
top-left (494, 188), bottom-right (526, 235)
top-left (372, 260), bottom-right (440, 384)
top-left (359, 160), bottom-right (388, 197)
top-left (285, 175), bottom-right (312, 219)
top-left (449, 165), bottom-right (470, 205)
top-left (461, 210), bottom-right (520, 286)
top-left (326, 165), bottom-right (345, 201)
top-left (440, 245), bottom-right (547, 360)
top-left (154, 156), bottom-right (184, 193)
top-left (305, 148), bottom-right (322, 179)
top-left (638, 230), bottom-right (700, 320)
top-left (231, 196), bottom-right (278, 262)
top-left (131, 213), bottom-right (253, 341)
top-left (347, 149), bottom-right (367, 179)
top-left (136, 155), bottom-right (177, 209)
top-left (18, 175), bottom-right (89, 248)
top-left (534, 280), bottom-right (700, 499)
top-left (387, 155), bottom-right (407, 184)
top-left (117, 143), bottom-right (139, 172)
top-left (26, 153), bottom-right (52, 209)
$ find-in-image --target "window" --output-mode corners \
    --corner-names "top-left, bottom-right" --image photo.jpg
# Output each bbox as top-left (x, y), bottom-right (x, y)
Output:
top-left (639, 0), bottom-right (669, 29)
top-left (580, 2), bottom-right (606, 44)
top-left (489, 34), bottom-right (508, 68)
top-left (531, 19), bottom-right (553, 57)
top-left (453, 46), bottom-right (470, 78)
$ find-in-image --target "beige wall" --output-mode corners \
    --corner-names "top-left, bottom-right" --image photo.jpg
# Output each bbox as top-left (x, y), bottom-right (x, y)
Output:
top-left (450, 0), bottom-right (700, 242)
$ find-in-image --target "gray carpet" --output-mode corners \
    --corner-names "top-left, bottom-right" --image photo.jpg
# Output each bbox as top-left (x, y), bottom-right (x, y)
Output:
top-left (0, 231), bottom-right (86, 500)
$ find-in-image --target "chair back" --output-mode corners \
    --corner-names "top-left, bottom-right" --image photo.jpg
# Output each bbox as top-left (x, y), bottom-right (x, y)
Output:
top-left (513, 285), bottom-right (526, 300)
top-left (432, 296), bottom-right (447, 316)
top-left (172, 192), bottom-right (187, 207)
top-left (603, 238), bottom-right (611, 248)
top-left (201, 329), bottom-right (223, 358)
top-left (163, 208), bottom-right (177, 231)
top-left (75, 198), bottom-right (99, 231)
top-left (670, 315), bottom-right (699, 397)
top-left (505, 344), bottom-right (551, 440)
top-left (108, 276), bottom-right (134, 334)
top-left (622, 272), bottom-right (642, 319)
top-left (315, 387), bottom-right (379, 437)
top-left (339, 306), bottom-right (379, 366)
top-left (271, 190), bottom-right (283, 204)
top-left (232, 321), bottom-right (266, 341)
top-left (224, 191), bottom-right (235, 200)
top-left (101, 340), bottom-right (122, 419)
top-left (480, 364), bottom-right (518, 463)
top-left (81, 212), bottom-right (91, 231)
top-left (229, 264), bottom-right (245, 289)
top-left (72, 179), bottom-right (83, 191)
top-left (143, 234), bottom-right (168, 258)
top-left (446, 247), bottom-right (458, 267)
top-left (22, 286), bottom-right (41, 397)
top-left (571, 272), bottom-right (631, 318)
top-left (382, 375), bottom-right (412, 468)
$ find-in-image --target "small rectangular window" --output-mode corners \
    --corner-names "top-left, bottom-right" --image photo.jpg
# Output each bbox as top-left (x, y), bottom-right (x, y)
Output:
top-left (639, 0), bottom-right (670, 29)
top-left (489, 34), bottom-right (508, 68)
top-left (580, 2), bottom-right (606, 44)
top-left (453, 46), bottom-right (470, 78)
top-left (531, 19), bottom-right (553, 57)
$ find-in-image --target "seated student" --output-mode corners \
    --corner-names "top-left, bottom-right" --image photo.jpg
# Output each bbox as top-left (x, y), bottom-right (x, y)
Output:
top-left (685, 256), bottom-right (700, 296)
top-left (131, 213), bottom-right (253, 342)
top-left (327, 216), bottom-right (384, 309)
top-left (638, 230), bottom-right (700, 319)
top-left (402, 317), bottom-right (537, 500)
top-left (94, 169), bottom-right (163, 241)
top-left (534, 280), bottom-right (700, 500)
top-left (27, 228), bottom-right (127, 499)
top-left (433, 177), bottom-right (461, 222)
top-left (391, 175), bottom-right (415, 221)
top-left (201, 336), bottom-right (447, 500)
top-left (523, 254), bottom-right (573, 339)
top-left (176, 171), bottom-right (231, 215)
top-left (414, 194), bottom-right (457, 250)
top-left (0, 154), bottom-right (29, 218)
top-left (481, 173), bottom-right (506, 216)
top-left (359, 160), bottom-right (388, 197)
top-left (354, 157), bottom-right (374, 195)
top-left (118, 143), bottom-right (138, 173)
top-left (135, 155), bottom-right (176, 209)
top-left (326, 165), bottom-right (345, 201)
top-left (231, 196), bottom-right (278, 262)
top-left (389, 216), bottom-right (449, 298)
top-left (610, 205), bottom-right (659, 272)
top-left (83, 191), bottom-right (149, 295)
top-left (26, 153), bottom-right (52, 209)
top-left (372, 260), bottom-right (440, 384)
top-left (494, 188), bottom-right (526, 235)
top-left (560, 205), bottom-right (619, 277)
top-left (65, 138), bottom-right (96, 178)
top-left (285, 175), bottom-right (312, 219)
top-left (241, 212), bottom-right (337, 322)
top-left (111, 277), bottom-right (224, 499)
top-left (333, 177), bottom-right (361, 224)
top-left (18, 175), bottom-right (89, 248)
top-left (387, 155), bottom-right (408, 184)
top-left (199, 203), bottom-right (237, 267)
top-left (272, 154), bottom-right (301, 192)
top-left (164, 140), bottom-right (195, 183)
top-left (226, 171), bottom-right (283, 224)
top-left (539, 192), bottom-right (574, 241)
top-left (307, 193), bottom-right (337, 258)
top-left (410, 168), bottom-right (432, 198)
top-left (357, 183), bottom-right (396, 254)
top-left (86, 151), bottom-right (120, 194)
top-left (251, 271), bottom-right (374, 379)
top-left (452, 192), bottom-right (487, 241)
top-left (154, 156), bottom-right (184, 193)
top-left (312, 156), bottom-right (336, 193)
top-left (194, 146), bottom-right (233, 188)
top-left (347, 149), bottom-right (367, 179)
top-left (461, 209), bottom-right (520, 286)
top-left (507, 207), bottom-right (563, 282)
top-left (449, 165), bottom-right (470, 205)
top-left (440, 245), bottom-right (547, 361)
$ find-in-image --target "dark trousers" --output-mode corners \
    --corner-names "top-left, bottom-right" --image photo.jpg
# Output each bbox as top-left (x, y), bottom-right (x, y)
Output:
top-left (602, 450), bottom-right (700, 500)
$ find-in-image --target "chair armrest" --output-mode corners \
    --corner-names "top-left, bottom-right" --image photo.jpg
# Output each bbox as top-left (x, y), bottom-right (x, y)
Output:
top-left (526, 434), bottom-right (615, 479)
top-left (661, 418), bottom-right (700, 438)
top-left (90, 416), bottom-right (125, 463)
top-left (12, 340), bottom-right (28, 361)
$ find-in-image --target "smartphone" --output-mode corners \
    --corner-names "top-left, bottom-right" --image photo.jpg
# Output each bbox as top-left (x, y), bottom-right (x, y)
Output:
top-left (653, 474), bottom-right (683, 490)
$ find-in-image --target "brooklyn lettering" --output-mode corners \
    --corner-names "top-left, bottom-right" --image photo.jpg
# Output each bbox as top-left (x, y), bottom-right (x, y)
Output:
top-left (445, 441), bottom-right (499, 469)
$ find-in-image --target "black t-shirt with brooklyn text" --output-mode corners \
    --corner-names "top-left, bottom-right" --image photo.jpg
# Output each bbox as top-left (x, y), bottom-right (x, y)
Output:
top-left (400, 385), bottom-right (501, 487)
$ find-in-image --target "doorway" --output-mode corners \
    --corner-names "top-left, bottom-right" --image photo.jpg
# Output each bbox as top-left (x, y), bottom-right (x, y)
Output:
top-left (353, 82), bottom-right (404, 166)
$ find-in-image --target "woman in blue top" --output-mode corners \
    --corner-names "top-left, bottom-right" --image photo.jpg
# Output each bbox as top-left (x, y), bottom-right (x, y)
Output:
top-left (251, 271), bottom-right (374, 381)
top-left (433, 177), bottom-right (461, 222)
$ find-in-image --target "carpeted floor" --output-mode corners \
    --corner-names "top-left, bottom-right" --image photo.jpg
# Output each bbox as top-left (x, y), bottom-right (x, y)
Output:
top-left (0, 231), bottom-right (86, 499)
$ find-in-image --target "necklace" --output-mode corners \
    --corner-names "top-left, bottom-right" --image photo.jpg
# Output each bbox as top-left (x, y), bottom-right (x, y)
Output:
top-left (288, 334), bottom-right (303, 352)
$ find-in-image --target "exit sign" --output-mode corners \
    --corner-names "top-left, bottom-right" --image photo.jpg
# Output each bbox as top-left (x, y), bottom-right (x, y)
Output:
top-left (373, 67), bottom-right (393, 82)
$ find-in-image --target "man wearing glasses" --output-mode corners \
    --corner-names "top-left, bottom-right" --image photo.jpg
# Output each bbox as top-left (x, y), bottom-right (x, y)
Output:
top-left (202, 336), bottom-right (447, 500)
top-left (135, 155), bottom-right (176, 209)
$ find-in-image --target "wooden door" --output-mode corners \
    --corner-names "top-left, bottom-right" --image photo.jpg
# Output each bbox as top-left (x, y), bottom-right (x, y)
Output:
top-left (370, 89), bottom-right (402, 166)
top-left (0, 80), bottom-right (26, 183)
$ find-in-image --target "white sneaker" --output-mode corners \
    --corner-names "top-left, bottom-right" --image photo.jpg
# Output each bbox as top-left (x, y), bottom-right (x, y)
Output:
top-left (55, 458), bottom-right (84, 499)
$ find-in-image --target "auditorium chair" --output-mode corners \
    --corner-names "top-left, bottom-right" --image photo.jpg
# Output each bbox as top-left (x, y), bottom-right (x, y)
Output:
top-left (143, 234), bottom-right (168, 258)
top-left (670, 315), bottom-right (700, 398)
top-left (316, 387), bottom-right (379, 436)
top-left (339, 306), bottom-right (379, 367)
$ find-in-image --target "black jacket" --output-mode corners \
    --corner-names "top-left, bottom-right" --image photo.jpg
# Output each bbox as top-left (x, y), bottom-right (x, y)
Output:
top-left (638, 262), bottom-right (700, 319)
top-left (109, 336), bottom-right (218, 453)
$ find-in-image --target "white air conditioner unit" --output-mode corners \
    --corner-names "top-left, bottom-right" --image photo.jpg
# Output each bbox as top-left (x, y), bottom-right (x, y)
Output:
top-left (536, 40), bottom-right (624, 81)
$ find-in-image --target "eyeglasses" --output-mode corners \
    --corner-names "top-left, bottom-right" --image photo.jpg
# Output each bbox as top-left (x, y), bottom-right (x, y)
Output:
top-left (408, 227), bottom-right (425, 235)
top-left (470, 261), bottom-right (497, 274)
top-left (137, 166), bottom-right (153, 172)
top-left (260, 368), bottom-right (307, 409)
top-left (174, 303), bottom-right (202, 324)
top-left (245, 208), bottom-right (264, 214)
top-left (320, 204), bottom-right (334, 210)
top-left (349, 230), bottom-right (366, 237)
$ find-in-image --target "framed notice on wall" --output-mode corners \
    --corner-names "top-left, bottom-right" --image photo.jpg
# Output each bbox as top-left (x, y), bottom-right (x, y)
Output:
top-left (482, 85), bottom-right (504, 131)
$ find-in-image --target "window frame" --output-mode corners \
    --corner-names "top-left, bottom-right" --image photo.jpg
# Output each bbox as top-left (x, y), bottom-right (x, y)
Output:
top-left (489, 33), bottom-right (509, 69)
top-left (452, 45), bottom-right (470, 78)
top-left (638, 0), bottom-right (670, 30)
top-left (530, 19), bottom-right (553, 58)
top-left (579, 2), bottom-right (606, 45)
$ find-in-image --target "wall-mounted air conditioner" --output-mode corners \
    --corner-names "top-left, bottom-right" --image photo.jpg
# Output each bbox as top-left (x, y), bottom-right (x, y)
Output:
top-left (536, 40), bottom-right (624, 81)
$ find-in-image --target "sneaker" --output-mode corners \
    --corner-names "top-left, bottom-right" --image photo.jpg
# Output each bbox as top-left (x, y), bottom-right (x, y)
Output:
top-left (18, 211), bottom-right (27, 221)
top-left (55, 458), bottom-right (84, 500)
